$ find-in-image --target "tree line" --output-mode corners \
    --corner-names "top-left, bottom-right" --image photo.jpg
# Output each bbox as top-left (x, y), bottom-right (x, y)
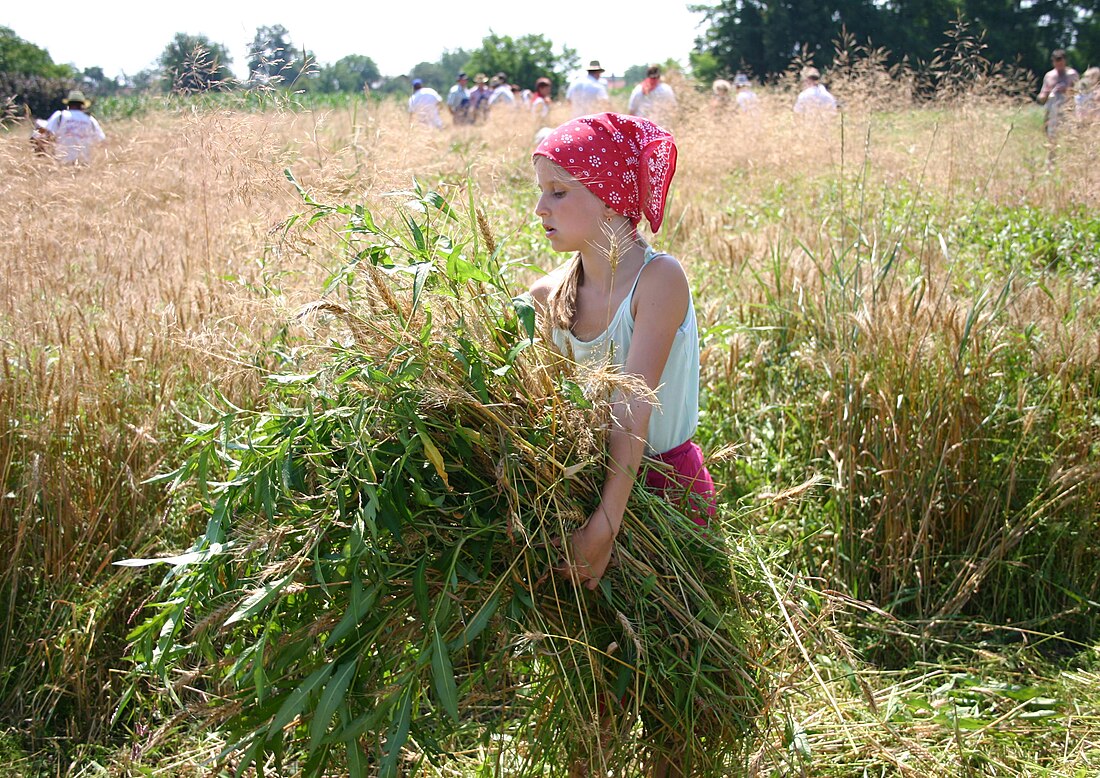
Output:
top-left (690, 0), bottom-right (1099, 84)
top-left (0, 24), bottom-right (579, 117)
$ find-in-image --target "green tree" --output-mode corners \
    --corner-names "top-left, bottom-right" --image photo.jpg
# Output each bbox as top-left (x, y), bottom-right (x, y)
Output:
top-left (692, 0), bottom-right (884, 78)
top-left (316, 54), bottom-right (380, 93)
top-left (0, 26), bottom-right (72, 78)
top-left (247, 24), bottom-right (313, 87)
top-left (405, 49), bottom-right (473, 94)
top-left (157, 33), bottom-right (234, 93)
top-left (693, 0), bottom-right (1097, 81)
top-left (465, 32), bottom-right (577, 93)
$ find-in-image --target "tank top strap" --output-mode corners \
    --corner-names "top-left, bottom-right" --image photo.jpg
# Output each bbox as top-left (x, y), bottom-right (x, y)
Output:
top-left (627, 245), bottom-right (665, 306)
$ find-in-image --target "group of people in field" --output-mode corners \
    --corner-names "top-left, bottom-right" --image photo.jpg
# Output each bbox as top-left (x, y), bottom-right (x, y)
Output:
top-left (407, 58), bottom-right (851, 133)
top-left (408, 59), bottom-right (684, 130)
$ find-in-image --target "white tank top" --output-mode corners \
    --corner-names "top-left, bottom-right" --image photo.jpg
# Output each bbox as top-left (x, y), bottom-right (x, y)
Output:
top-left (552, 246), bottom-right (701, 455)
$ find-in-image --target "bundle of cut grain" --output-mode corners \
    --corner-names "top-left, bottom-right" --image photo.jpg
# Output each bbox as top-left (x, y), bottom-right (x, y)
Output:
top-left (123, 182), bottom-right (764, 776)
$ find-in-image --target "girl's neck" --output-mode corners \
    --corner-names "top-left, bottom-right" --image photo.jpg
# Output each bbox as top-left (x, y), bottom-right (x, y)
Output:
top-left (578, 235), bottom-right (647, 291)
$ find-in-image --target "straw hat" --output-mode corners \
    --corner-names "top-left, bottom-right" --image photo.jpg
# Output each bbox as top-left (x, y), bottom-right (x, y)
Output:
top-left (65, 89), bottom-right (90, 106)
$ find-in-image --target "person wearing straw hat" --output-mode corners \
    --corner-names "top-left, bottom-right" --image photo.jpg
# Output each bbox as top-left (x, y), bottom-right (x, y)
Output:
top-left (43, 90), bottom-right (106, 165)
top-left (469, 73), bottom-right (492, 124)
top-left (565, 59), bottom-right (610, 118)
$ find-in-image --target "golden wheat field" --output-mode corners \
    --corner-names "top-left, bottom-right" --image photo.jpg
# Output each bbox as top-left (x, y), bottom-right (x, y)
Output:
top-left (2, 79), bottom-right (1100, 775)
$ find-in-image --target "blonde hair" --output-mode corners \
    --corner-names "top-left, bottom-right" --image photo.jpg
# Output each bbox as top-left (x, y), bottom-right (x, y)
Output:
top-left (532, 156), bottom-right (583, 332)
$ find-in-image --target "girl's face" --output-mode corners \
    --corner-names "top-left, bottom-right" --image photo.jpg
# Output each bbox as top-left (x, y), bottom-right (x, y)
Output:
top-left (534, 159), bottom-right (609, 255)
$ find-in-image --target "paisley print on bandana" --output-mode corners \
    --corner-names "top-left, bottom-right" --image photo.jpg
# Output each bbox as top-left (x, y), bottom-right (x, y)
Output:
top-left (533, 112), bottom-right (678, 233)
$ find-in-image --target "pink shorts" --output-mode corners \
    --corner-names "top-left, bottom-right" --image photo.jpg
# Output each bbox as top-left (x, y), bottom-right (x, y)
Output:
top-left (643, 439), bottom-right (716, 526)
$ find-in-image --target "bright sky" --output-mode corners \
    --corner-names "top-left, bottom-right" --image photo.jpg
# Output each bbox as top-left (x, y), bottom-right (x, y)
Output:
top-left (5, 0), bottom-right (710, 81)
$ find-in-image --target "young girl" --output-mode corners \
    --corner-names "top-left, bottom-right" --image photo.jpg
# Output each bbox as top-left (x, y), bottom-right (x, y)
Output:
top-left (530, 112), bottom-right (715, 778)
top-left (529, 111), bottom-right (716, 591)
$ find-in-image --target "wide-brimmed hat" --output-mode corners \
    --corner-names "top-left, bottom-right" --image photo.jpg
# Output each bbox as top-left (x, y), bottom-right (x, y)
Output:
top-left (474, 73), bottom-right (488, 85)
top-left (64, 89), bottom-right (89, 106)
top-left (801, 67), bottom-right (821, 81)
top-left (586, 59), bottom-right (604, 73)
top-left (733, 73), bottom-right (751, 87)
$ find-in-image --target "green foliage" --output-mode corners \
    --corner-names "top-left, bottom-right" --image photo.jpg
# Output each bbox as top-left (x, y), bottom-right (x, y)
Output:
top-left (0, 26), bottom-right (72, 78)
top-left (156, 33), bottom-right (235, 94)
top-left (124, 181), bottom-right (763, 775)
top-left (314, 54), bottom-right (380, 94)
top-left (0, 72), bottom-right (76, 118)
top-left (465, 32), bottom-right (578, 93)
top-left (397, 49), bottom-right (473, 95)
top-left (691, 1), bottom-right (1097, 80)
top-left (696, 169), bottom-right (1100, 648)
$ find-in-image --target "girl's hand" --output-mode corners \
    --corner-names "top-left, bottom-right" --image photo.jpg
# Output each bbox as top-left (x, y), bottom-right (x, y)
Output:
top-left (556, 505), bottom-right (617, 590)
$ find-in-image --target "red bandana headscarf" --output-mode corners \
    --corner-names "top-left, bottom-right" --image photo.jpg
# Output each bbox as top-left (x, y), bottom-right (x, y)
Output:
top-left (533, 112), bottom-right (678, 233)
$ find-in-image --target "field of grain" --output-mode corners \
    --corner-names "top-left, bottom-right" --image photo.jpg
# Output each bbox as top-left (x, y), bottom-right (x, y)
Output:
top-left (2, 79), bottom-right (1100, 775)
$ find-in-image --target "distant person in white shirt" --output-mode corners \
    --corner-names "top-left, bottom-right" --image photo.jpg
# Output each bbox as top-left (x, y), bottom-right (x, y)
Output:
top-left (531, 77), bottom-right (554, 122)
top-left (44, 90), bottom-right (105, 165)
top-left (793, 67), bottom-right (837, 114)
top-left (488, 73), bottom-right (516, 109)
top-left (1038, 49), bottom-right (1080, 137)
top-left (627, 64), bottom-right (677, 123)
top-left (408, 79), bottom-right (443, 129)
top-left (733, 73), bottom-right (759, 112)
top-left (566, 59), bottom-right (610, 118)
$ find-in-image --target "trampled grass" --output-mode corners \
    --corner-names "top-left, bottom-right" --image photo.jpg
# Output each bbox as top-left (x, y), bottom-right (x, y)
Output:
top-left (1, 60), bottom-right (1099, 775)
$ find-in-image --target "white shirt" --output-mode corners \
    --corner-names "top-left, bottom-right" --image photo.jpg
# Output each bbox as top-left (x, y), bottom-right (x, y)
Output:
top-left (408, 88), bottom-right (443, 128)
top-left (794, 83), bottom-right (837, 113)
top-left (552, 247), bottom-right (701, 455)
top-left (44, 109), bottom-right (105, 164)
top-left (736, 89), bottom-right (759, 111)
top-left (446, 83), bottom-right (468, 112)
top-left (627, 82), bottom-right (677, 122)
top-left (566, 74), bottom-right (609, 117)
top-left (488, 85), bottom-right (516, 107)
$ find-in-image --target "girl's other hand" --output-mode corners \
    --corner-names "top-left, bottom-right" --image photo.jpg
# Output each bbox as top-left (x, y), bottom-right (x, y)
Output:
top-left (556, 505), bottom-right (617, 590)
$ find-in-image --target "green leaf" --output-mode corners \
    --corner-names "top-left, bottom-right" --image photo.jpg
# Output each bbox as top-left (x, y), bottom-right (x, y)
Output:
top-left (267, 371), bottom-right (321, 385)
top-left (224, 572), bottom-right (295, 627)
top-left (114, 542), bottom-right (231, 567)
top-left (422, 190), bottom-right (459, 221)
top-left (346, 739), bottom-right (369, 778)
top-left (431, 626), bottom-right (460, 723)
top-left (413, 557), bottom-right (430, 621)
top-left (379, 682), bottom-right (415, 778)
top-left (446, 251), bottom-right (493, 284)
top-left (410, 261), bottom-right (432, 318)
top-left (450, 591), bottom-right (500, 650)
top-left (309, 661), bottom-right (357, 749)
top-left (268, 662), bottom-right (334, 736)
top-left (324, 580), bottom-right (380, 649)
top-left (511, 294), bottom-right (536, 342)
